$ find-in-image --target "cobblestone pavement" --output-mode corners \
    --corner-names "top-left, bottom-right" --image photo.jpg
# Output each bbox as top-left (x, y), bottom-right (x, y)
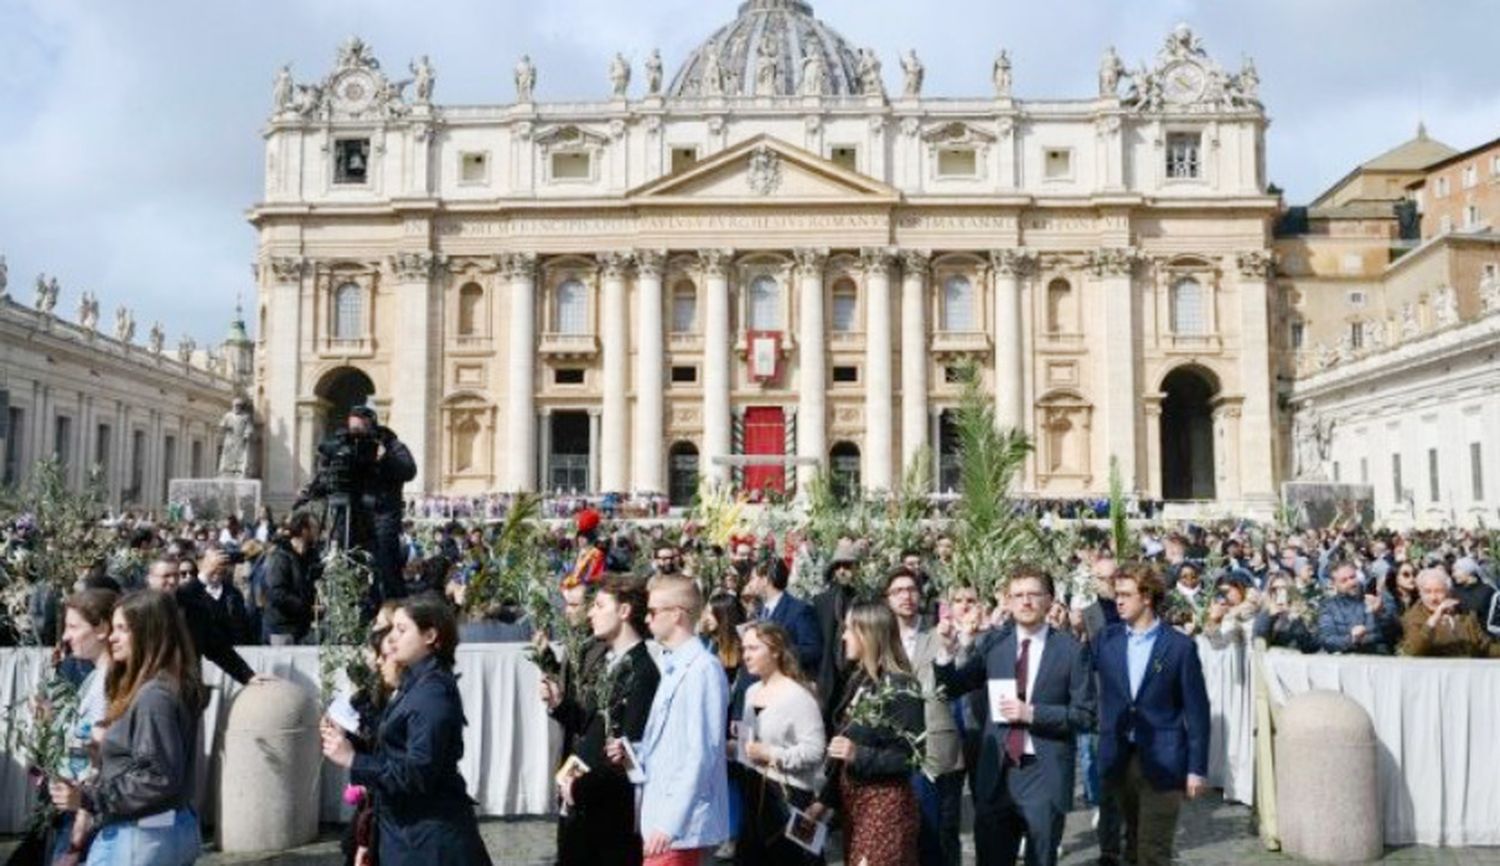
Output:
top-left (6, 795), bottom-right (1500, 864)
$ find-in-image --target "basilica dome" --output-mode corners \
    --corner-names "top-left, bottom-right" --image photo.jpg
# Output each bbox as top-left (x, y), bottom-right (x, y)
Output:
top-left (667, 0), bottom-right (867, 98)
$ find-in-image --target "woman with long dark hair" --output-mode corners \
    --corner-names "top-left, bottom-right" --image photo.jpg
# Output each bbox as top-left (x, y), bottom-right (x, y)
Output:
top-left (320, 594), bottom-right (491, 866)
top-left (809, 601), bottom-right (923, 866)
top-left (49, 589), bottom-right (206, 865)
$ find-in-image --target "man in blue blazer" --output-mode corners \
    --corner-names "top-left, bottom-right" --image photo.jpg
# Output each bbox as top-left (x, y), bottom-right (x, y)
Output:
top-left (1093, 564), bottom-right (1211, 866)
top-left (934, 567), bottom-right (1095, 866)
top-left (747, 556), bottom-right (822, 675)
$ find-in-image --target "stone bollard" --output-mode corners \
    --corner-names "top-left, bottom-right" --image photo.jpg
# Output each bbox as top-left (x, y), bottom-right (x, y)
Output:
top-left (1275, 690), bottom-right (1381, 862)
top-left (218, 679), bottom-right (323, 853)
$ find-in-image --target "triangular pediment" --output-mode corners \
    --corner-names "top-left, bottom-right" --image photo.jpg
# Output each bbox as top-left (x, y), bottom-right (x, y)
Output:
top-left (629, 134), bottom-right (900, 204)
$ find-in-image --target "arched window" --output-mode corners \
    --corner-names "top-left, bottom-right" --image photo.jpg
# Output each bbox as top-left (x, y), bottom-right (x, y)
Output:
top-left (830, 441), bottom-right (861, 501)
top-left (942, 275), bottom-right (974, 331)
top-left (333, 283), bottom-right (363, 339)
top-left (748, 275), bottom-right (781, 330)
top-left (556, 279), bottom-right (587, 334)
top-left (453, 416), bottom-right (480, 472)
top-left (457, 283), bottom-right (483, 336)
top-left (671, 280), bottom-right (698, 333)
top-left (1170, 277), bottom-right (1206, 335)
top-left (1046, 278), bottom-right (1074, 334)
top-left (830, 278), bottom-right (858, 333)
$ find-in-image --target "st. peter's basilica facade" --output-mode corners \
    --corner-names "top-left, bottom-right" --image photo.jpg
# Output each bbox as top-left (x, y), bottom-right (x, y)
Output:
top-left (251, 1), bottom-right (1279, 512)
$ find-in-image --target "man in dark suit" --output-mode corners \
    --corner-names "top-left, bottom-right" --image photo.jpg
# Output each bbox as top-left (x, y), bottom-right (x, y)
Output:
top-left (935, 566), bottom-right (1096, 866)
top-left (812, 540), bottom-right (859, 721)
top-left (746, 556), bottom-right (822, 675)
top-left (1093, 563), bottom-right (1210, 866)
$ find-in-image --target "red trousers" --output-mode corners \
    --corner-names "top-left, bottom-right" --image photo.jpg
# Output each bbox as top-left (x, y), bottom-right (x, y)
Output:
top-left (643, 848), bottom-right (706, 866)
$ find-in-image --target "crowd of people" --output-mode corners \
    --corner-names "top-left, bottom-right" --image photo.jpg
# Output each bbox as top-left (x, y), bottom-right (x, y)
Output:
top-left (5, 497), bottom-right (1499, 865)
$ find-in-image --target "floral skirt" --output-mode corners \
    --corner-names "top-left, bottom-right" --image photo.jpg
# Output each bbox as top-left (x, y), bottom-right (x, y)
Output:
top-left (841, 767), bottom-right (918, 866)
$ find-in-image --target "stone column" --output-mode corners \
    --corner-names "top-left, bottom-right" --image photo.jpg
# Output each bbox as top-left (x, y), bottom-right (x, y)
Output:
top-left (503, 253), bottom-right (538, 492)
top-left (991, 248), bottom-right (1034, 435)
top-left (1092, 248), bottom-right (1140, 490)
top-left (1213, 399), bottom-right (1244, 502)
top-left (587, 409), bottom-right (602, 493)
top-left (795, 248), bottom-right (829, 492)
top-left (900, 251), bottom-right (931, 476)
top-left (599, 251), bottom-right (633, 493)
top-left (1236, 252), bottom-right (1278, 504)
top-left (263, 256), bottom-right (305, 501)
top-left (388, 251), bottom-right (437, 492)
top-left (633, 251), bottom-right (667, 494)
top-left (537, 409), bottom-right (552, 492)
top-left (1142, 394), bottom-right (1164, 500)
top-left (701, 249), bottom-right (734, 485)
top-left (861, 248), bottom-right (895, 491)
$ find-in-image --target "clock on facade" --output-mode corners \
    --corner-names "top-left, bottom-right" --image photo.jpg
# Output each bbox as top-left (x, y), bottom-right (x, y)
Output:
top-left (1162, 60), bottom-right (1207, 105)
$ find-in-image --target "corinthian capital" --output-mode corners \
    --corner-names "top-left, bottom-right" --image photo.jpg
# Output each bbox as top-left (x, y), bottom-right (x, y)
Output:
top-left (899, 249), bottom-right (931, 277)
top-left (990, 247), bottom-right (1038, 277)
top-left (635, 249), bottom-right (667, 277)
top-left (860, 247), bottom-right (896, 275)
top-left (793, 247), bottom-right (830, 277)
top-left (598, 251), bottom-right (635, 279)
top-left (389, 251), bottom-right (439, 282)
top-left (1086, 246), bottom-right (1143, 277)
top-left (498, 252), bottom-right (538, 281)
top-left (268, 256), bottom-right (306, 282)
top-left (1236, 249), bottom-right (1276, 279)
top-left (699, 248), bottom-right (735, 278)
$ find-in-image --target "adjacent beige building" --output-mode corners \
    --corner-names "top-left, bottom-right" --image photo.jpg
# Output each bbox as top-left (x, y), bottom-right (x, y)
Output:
top-left (251, 7), bottom-right (1280, 512)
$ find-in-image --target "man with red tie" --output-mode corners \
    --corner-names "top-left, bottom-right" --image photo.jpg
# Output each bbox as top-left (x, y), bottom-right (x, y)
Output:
top-left (935, 566), bottom-right (1096, 866)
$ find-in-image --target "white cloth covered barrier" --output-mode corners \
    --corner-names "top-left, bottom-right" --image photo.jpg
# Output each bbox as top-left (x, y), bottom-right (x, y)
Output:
top-left (0, 644), bottom-right (561, 833)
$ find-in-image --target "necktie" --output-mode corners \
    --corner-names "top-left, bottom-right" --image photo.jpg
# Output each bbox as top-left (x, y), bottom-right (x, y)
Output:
top-left (1005, 637), bottom-right (1031, 765)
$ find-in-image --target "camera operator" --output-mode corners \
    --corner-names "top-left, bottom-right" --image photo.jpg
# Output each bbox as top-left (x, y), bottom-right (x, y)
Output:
top-left (300, 405), bottom-right (416, 608)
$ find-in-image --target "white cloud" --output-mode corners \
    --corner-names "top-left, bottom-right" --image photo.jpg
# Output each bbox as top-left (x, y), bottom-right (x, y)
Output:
top-left (0, 0), bottom-right (1495, 341)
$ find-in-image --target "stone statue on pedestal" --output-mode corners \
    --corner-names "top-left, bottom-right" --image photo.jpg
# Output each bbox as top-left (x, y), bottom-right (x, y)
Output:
top-left (800, 52), bottom-right (828, 96)
top-left (754, 36), bottom-right (779, 96)
top-left (36, 275), bottom-right (58, 314)
top-left (149, 322), bottom-right (166, 355)
top-left (0, 255), bottom-right (8, 298)
top-left (410, 55), bottom-right (435, 104)
top-left (645, 49), bottom-right (663, 96)
top-left (177, 335), bottom-right (196, 363)
top-left (515, 55), bottom-right (536, 103)
top-left (114, 306), bottom-right (135, 343)
top-left (900, 49), bottom-right (924, 98)
top-left (1099, 46), bottom-right (1124, 97)
top-left (272, 64), bottom-right (295, 114)
top-left (993, 49), bottom-right (1013, 99)
top-left (78, 291), bottom-right (99, 331)
top-left (218, 397), bottom-right (255, 478)
top-left (856, 48), bottom-right (884, 97)
top-left (609, 52), bottom-right (631, 99)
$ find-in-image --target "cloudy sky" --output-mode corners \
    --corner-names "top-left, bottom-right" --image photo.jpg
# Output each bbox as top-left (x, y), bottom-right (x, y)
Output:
top-left (2, 0), bottom-right (1497, 344)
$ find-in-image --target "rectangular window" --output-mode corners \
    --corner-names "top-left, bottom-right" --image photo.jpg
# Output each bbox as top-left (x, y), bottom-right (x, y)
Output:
top-left (944, 366), bottom-right (964, 384)
top-left (671, 292), bottom-right (697, 333)
top-left (1492, 154), bottom-right (1500, 176)
top-left (830, 146), bottom-right (858, 172)
top-left (831, 292), bottom-right (858, 333)
top-left (670, 147), bottom-right (698, 173)
top-left (1436, 176), bottom-right (1450, 197)
top-left (1349, 321), bottom-right (1364, 350)
top-left (3, 407), bottom-right (23, 485)
top-left (95, 423), bottom-right (111, 476)
top-left (1392, 453), bottom-right (1403, 502)
top-left (1333, 461), bottom-right (1341, 482)
top-left (1290, 322), bottom-right (1304, 349)
top-left (191, 439), bottom-right (204, 478)
top-left (1347, 290), bottom-right (1367, 307)
top-left (553, 368), bottom-right (585, 385)
top-left (54, 415), bottom-right (72, 471)
top-left (334, 138), bottom-right (370, 184)
top-left (1428, 447), bottom-right (1440, 502)
top-left (1463, 165), bottom-right (1478, 189)
top-left (832, 365), bottom-right (859, 384)
top-left (1165, 133), bottom-right (1202, 179)
top-left (1360, 457), bottom-right (1369, 483)
top-left (1044, 148), bottom-right (1072, 180)
top-left (1472, 442), bottom-right (1485, 501)
top-left (1484, 263), bottom-right (1498, 283)
top-left (460, 151), bottom-right (488, 183)
top-left (551, 151), bottom-right (592, 180)
top-left (670, 365), bottom-right (697, 384)
top-left (1465, 205), bottom-right (1481, 227)
top-left (162, 435), bottom-right (176, 500)
top-left (1440, 214), bottom-right (1453, 234)
top-left (937, 148), bottom-right (977, 177)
